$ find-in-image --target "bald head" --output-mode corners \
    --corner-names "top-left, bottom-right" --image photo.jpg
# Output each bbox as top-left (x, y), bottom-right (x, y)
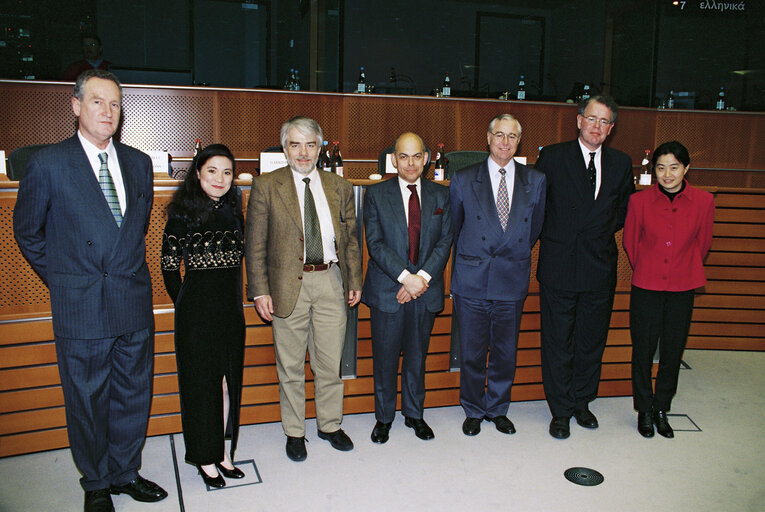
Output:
top-left (391, 132), bottom-right (428, 184)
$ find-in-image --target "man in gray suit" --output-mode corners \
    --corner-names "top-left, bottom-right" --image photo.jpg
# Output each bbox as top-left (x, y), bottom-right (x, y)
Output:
top-left (13, 70), bottom-right (166, 512)
top-left (246, 116), bottom-right (363, 462)
top-left (361, 132), bottom-right (452, 444)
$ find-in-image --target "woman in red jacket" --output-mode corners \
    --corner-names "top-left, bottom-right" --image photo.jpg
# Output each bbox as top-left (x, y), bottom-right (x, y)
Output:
top-left (623, 141), bottom-right (715, 438)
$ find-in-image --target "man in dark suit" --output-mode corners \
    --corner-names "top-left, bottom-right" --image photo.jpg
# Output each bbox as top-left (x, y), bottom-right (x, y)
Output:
top-left (246, 116), bottom-right (363, 462)
top-left (361, 132), bottom-right (452, 444)
top-left (13, 70), bottom-right (166, 512)
top-left (450, 114), bottom-right (546, 436)
top-left (535, 95), bottom-right (635, 439)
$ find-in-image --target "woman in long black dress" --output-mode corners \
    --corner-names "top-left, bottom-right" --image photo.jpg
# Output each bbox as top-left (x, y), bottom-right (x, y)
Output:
top-left (161, 144), bottom-right (246, 487)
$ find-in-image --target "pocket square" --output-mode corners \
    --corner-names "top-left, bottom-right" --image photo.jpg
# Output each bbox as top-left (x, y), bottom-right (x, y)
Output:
top-left (434, 208), bottom-right (444, 215)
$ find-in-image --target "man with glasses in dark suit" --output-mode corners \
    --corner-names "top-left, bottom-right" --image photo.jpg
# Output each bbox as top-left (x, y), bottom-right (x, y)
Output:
top-left (535, 95), bottom-right (634, 440)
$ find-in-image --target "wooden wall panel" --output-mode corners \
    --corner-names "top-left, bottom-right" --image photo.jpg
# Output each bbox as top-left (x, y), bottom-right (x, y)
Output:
top-left (2, 81), bottom-right (763, 182)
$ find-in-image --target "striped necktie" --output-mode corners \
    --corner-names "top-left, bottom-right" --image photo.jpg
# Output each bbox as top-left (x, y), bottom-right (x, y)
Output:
top-left (98, 152), bottom-right (122, 227)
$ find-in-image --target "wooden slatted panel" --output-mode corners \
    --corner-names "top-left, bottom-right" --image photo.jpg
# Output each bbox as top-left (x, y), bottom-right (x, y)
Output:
top-left (688, 188), bottom-right (765, 351)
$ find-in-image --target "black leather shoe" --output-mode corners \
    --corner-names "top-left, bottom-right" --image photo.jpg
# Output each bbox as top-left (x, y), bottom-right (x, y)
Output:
top-left (573, 407), bottom-right (599, 429)
top-left (216, 462), bottom-right (245, 479)
top-left (549, 416), bottom-right (571, 439)
top-left (462, 417), bottom-right (482, 436)
top-left (196, 465), bottom-right (225, 488)
top-left (486, 415), bottom-right (516, 434)
top-left (653, 410), bottom-right (674, 438)
top-left (84, 489), bottom-right (114, 512)
top-left (317, 428), bottom-right (354, 451)
top-left (371, 421), bottom-right (392, 444)
top-left (286, 436), bottom-right (307, 461)
top-left (404, 417), bottom-right (435, 440)
top-left (110, 475), bottom-right (167, 502)
top-left (638, 412), bottom-right (655, 438)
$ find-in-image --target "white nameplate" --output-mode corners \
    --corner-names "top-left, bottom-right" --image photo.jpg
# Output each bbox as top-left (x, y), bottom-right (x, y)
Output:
top-left (146, 151), bottom-right (169, 175)
top-left (260, 152), bottom-right (288, 174)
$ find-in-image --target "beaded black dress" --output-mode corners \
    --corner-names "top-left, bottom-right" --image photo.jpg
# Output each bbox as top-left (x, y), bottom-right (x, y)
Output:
top-left (161, 200), bottom-right (245, 465)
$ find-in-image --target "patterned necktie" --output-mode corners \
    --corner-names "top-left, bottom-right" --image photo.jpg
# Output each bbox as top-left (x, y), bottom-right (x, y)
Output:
top-left (587, 152), bottom-right (597, 192)
top-left (98, 152), bottom-right (122, 227)
top-left (497, 168), bottom-right (509, 231)
top-left (303, 177), bottom-right (324, 265)
top-left (407, 184), bottom-right (421, 264)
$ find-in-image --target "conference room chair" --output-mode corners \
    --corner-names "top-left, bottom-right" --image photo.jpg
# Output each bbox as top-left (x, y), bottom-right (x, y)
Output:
top-left (444, 150), bottom-right (488, 179)
top-left (7, 144), bottom-right (51, 181)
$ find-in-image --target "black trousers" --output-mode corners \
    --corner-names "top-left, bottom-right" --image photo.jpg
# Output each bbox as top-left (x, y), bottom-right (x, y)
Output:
top-left (540, 282), bottom-right (615, 418)
top-left (630, 286), bottom-right (695, 413)
top-left (370, 300), bottom-right (435, 423)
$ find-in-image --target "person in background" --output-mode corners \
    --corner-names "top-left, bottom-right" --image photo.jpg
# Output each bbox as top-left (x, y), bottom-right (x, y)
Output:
top-left (161, 144), bottom-right (246, 486)
top-left (245, 116), bottom-right (363, 462)
top-left (535, 95), bottom-right (634, 440)
top-left (362, 132), bottom-right (452, 444)
top-left (623, 141), bottom-right (714, 438)
top-left (13, 69), bottom-right (166, 512)
top-left (63, 35), bottom-right (111, 82)
top-left (449, 114), bottom-right (546, 437)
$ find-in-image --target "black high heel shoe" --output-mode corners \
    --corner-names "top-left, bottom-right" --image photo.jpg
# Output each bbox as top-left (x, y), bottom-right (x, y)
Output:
top-left (216, 462), bottom-right (245, 479)
top-left (196, 465), bottom-right (225, 488)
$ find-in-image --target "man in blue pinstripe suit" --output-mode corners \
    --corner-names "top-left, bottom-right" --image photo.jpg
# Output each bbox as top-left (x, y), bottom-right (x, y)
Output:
top-left (13, 70), bottom-right (167, 512)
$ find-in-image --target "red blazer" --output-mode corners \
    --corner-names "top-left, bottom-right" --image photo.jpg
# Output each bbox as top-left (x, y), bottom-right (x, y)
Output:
top-left (623, 181), bottom-right (714, 292)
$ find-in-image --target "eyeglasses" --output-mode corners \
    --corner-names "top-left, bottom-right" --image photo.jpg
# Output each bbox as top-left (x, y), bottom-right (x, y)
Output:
top-left (581, 115), bottom-right (613, 127)
top-left (491, 132), bottom-right (519, 142)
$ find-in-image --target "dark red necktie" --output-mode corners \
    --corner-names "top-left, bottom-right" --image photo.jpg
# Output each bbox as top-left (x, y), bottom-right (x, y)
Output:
top-left (407, 184), bottom-right (420, 264)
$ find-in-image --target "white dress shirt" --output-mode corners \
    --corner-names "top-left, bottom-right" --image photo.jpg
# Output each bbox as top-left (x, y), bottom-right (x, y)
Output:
top-left (488, 156), bottom-right (515, 213)
top-left (396, 176), bottom-right (431, 284)
top-left (291, 168), bottom-right (338, 264)
top-left (577, 139), bottom-right (603, 199)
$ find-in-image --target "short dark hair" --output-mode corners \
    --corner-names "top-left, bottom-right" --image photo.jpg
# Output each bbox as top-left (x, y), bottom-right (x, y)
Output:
top-left (578, 94), bottom-right (619, 123)
top-left (652, 141), bottom-right (690, 168)
top-left (168, 144), bottom-right (242, 227)
top-left (73, 69), bottom-right (122, 100)
top-left (81, 34), bottom-right (102, 46)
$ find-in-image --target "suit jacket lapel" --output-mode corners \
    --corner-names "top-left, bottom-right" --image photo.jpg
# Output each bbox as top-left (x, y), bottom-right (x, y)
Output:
top-left (471, 162), bottom-right (504, 235)
top-left (275, 168), bottom-right (303, 233)
top-left (382, 178), bottom-right (409, 245)
top-left (419, 179), bottom-right (436, 255)
top-left (505, 165), bottom-right (530, 238)
top-left (67, 138), bottom-right (120, 231)
top-left (595, 147), bottom-right (613, 203)
top-left (321, 172), bottom-right (342, 241)
top-left (569, 140), bottom-right (594, 205)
